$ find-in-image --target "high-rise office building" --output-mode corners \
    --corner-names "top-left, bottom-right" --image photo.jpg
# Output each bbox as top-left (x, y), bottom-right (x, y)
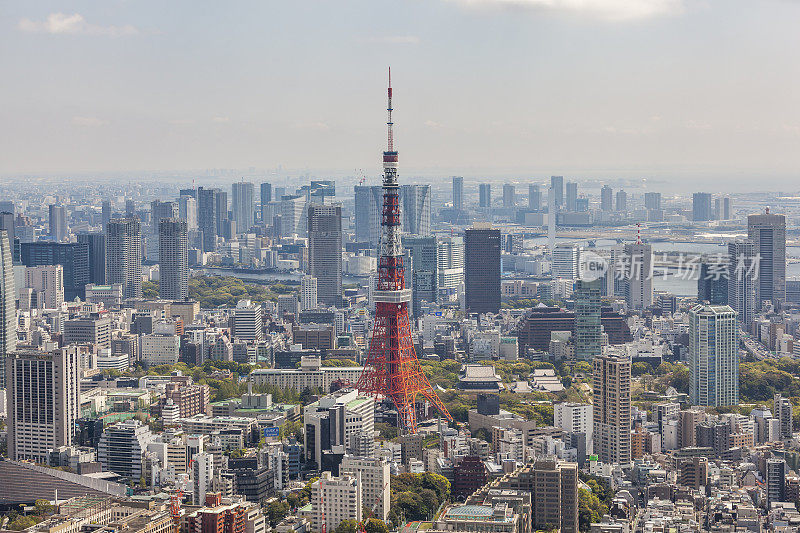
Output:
top-left (722, 197), bottom-right (732, 220)
top-left (401, 184), bottom-right (431, 236)
top-left (77, 232), bottom-right (106, 284)
top-left (479, 184), bottom-right (492, 208)
top-left (464, 226), bottom-right (501, 314)
top-left (25, 264), bottom-right (64, 308)
top-left (766, 458), bottom-right (787, 507)
top-left (532, 457), bottom-right (579, 533)
top-left (698, 261), bottom-right (728, 305)
top-left (197, 187), bottom-right (222, 251)
top-left (106, 218), bottom-right (142, 299)
top-left (20, 242), bottom-right (89, 301)
top-left (644, 192), bottom-right (661, 211)
top-left (404, 236), bottom-right (438, 316)
top-left (0, 212), bottom-right (17, 264)
top-left (452, 176), bottom-right (464, 211)
top-left (6, 347), bottom-right (80, 462)
top-left (551, 176), bottom-right (564, 208)
top-left (728, 239), bottom-right (756, 327)
top-left (502, 184), bottom-right (516, 208)
top-left (774, 393), bottom-right (793, 439)
top-left (0, 230), bottom-right (16, 388)
top-left (565, 182), bottom-right (578, 211)
top-left (260, 182), bottom-right (272, 205)
top-left (748, 209), bottom-right (786, 307)
top-left (280, 195), bottom-right (307, 237)
top-left (615, 190), bottom-right (627, 212)
top-left (308, 205), bottom-right (342, 307)
top-left (623, 243), bottom-right (653, 311)
top-left (178, 195), bottom-right (197, 231)
top-left (593, 352), bottom-right (631, 465)
top-left (101, 200), bottom-right (111, 231)
top-left (49, 204), bottom-right (67, 241)
top-left (159, 218), bottom-right (189, 300)
top-left (300, 275), bottom-right (318, 311)
top-left (354, 185), bottom-right (383, 246)
top-left (689, 304), bottom-right (738, 407)
top-left (340, 456), bottom-right (391, 522)
top-left (125, 199), bottom-right (135, 217)
top-left (232, 181), bottom-right (256, 232)
top-left (574, 279), bottom-right (602, 361)
top-left (437, 235), bottom-right (464, 298)
top-left (600, 186), bottom-right (613, 211)
top-left (529, 184), bottom-right (541, 211)
top-left (552, 244), bottom-right (580, 280)
top-left (693, 192), bottom-right (713, 221)
top-left (231, 300), bottom-right (263, 342)
top-left (150, 200), bottom-right (179, 235)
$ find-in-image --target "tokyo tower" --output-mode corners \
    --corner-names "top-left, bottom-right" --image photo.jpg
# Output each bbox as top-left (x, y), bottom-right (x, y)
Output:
top-left (356, 69), bottom-right (453, 433)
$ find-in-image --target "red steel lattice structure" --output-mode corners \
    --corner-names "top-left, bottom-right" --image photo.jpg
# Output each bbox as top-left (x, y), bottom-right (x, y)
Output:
top-left (356, 69), bottom-right (452, 433)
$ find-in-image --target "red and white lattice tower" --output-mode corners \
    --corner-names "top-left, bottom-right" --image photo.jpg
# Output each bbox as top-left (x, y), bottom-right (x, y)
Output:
top-left (356, 69), bottom-right (453, 433)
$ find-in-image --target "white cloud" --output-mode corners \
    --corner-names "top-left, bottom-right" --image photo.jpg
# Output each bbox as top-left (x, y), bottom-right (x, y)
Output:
top-left (19, 13), bottom-right (139, 36)
top-left (446, 0), bottom-right (684, 21)
top-left (72, 116), bottom-right (108, 127)
top-left (360, 35), bottom-right (421, 45)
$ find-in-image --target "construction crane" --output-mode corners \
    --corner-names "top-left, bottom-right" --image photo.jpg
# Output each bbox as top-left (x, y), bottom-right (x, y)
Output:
top-left (358, 482), bottom-right (390, 533)
top-left (169, 489), bottom-right (184, 533)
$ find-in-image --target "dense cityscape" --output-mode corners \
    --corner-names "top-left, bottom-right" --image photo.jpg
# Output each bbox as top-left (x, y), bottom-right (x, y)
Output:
top-left (5, 2), bottom-right (800, 533)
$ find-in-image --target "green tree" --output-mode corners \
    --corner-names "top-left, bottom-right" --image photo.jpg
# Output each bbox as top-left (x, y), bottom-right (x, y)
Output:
top-left (364, 519), bottom-right (389, 533)
top-left (267, 501), bottom-right (290, 526)
top-left (334, 519), bottom-right (359, 533)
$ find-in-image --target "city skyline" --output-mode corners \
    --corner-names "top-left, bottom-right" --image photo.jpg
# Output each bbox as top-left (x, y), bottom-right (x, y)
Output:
top-left (3, 1), bottom-right (800, 189)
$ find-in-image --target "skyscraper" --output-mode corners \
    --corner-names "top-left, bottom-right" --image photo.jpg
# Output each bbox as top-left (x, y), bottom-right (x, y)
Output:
top-left (6, 347), bottom-right (80, 462)
top-left (728, 239), bottom-right (756, 327)
top-left (401, 184), bottom-right (431, 236)
top-left (748, 209), bottom-right (786, 307)
top-left (150, 200), bottom-right (178, 235)
top-left (552, 244), bottom-right (580, 280)
top-left (0, 212), bottom-right (15, 263)
top-left (178, 195), bottom-right (197, 231)
top-left (20, 242), bottom-right (89, 301)
top-left (551, 176), bottom-right (564, 208)
top-left (644, 192), bottom-right (661, 211)
top-left (77, 232), bottom-right (106, 285)
top-left (574, 279), bottom-right (602, 361)
top-left (600, 186), bottom-right (613, 211)
top-left (528, 184), bottom-right (541, 211)
top-left (232, 181), bottom-right (256, 232)
top-left (615, 190), bottom-right (627, 212)
top-left (197, 187), bottom-right (222, 251)
top-left (159, 218), bottom-right (188, 300)
top-left (354, 185), bottom-right (383, 246)
top-left (693, 192), bottom-right (713, 221)
top-left (698, 261), bottom-right (727, 305)
top-left (280, 194), bottom-right (307, 237)
top-left (502, 184), bottom-right (516, 208)
top-left (260, 182), bottom-right (272, 205)
top-left (101, 200), bottom-right (111, 231)
top-left (300, 275), bottom-right (318, 311)
top-left (593, 352), bottom-right (631, 465)
top-left (404, 236), bottom-right (438, 316)
top-left (49, 204), bottom-right (67, 241)
top-left (308, 204), bottom-right (343, 307)
top-left (464, 226), bottom-right (501, 314)
top-left (106, 218), bottom-right (142, 299)
top-left (452, 176), bottom-right (464, 211)
top-left (479, 183), bottom-right (492, 208)
top-left (565, 182), bottom-right (578, 211)
top-left (623, 243), bottom-right (653, 311)
top-left (0, 230), bottom-right (16, 388)
top-left (437, 235), bottom-right (464, 299)
top-left (689, 304), bottom-right (738, 407)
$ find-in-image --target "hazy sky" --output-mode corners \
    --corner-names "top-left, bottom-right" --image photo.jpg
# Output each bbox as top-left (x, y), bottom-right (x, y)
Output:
top-left (3, 0), bottom-right (800, 185)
